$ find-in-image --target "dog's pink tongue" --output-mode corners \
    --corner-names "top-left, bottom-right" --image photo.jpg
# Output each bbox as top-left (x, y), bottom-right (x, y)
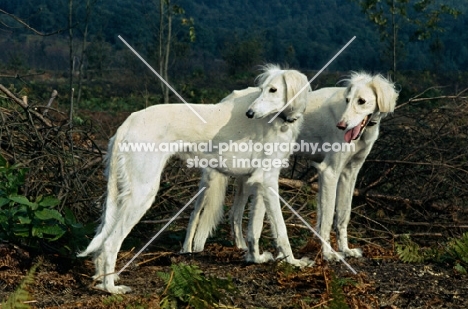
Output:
top-left (344, 126), bottom-right (360, 143)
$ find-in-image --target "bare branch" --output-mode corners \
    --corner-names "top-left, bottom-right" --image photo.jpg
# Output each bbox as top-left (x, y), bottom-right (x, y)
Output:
top-left (396, 87), bottom-right (468, 110)
top-left (0, 8), bottom-right (73, 36)
top-left (0, 84), bottom-right (52, 127)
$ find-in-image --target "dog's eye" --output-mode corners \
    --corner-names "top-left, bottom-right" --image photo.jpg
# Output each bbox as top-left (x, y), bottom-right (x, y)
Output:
top-left (358, 98), bottom-right (366, 105)
top-left (345, 98), bottom-right (350, 104)
top-left (269, 87), bottom-right (277, 93)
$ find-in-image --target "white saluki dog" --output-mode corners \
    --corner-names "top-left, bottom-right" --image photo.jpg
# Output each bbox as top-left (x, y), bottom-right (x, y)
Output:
top-left (78, 65), bottom-right (312, 294)
top-left (182, 72), bottom-right (398, 262)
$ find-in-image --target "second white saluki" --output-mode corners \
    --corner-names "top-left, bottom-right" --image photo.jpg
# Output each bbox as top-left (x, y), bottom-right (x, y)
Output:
top-left (182, 72), bottom-right (398, 262)
top-left (78, 65), bottom-right (312, 294)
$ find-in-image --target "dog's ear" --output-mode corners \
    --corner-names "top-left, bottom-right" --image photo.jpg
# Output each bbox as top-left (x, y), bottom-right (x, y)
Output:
top-left (283, 70), bottom-right (309, 121)
top-left (371, 75), bottom-right (398, 113)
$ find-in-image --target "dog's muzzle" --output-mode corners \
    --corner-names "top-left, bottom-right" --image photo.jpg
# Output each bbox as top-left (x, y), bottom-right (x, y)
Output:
top-left (337, 114), bottom-right (374, 143)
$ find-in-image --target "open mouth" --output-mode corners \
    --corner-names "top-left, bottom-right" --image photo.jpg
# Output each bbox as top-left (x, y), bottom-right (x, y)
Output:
top-left (344, 114), bottom-right (372, 143)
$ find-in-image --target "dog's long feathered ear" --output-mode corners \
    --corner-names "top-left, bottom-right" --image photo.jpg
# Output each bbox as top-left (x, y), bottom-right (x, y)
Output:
top-left (371, 75), bottom-right (398, 113)
top-left (283, 70), bottom-right (309, 121)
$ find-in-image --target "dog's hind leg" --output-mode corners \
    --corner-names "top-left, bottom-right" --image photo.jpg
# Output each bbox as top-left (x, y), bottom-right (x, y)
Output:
top-left (335, 161), bottom-right (364, 258)
top-left (96, 185), bottom-right (158, 294)
top-left (184, 168), bottom-right (229, 253)
top-left (95, 153), bottom-right (169, 294)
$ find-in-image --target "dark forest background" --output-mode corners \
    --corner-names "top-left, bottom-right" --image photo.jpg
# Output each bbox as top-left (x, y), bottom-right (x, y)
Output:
top-left (2, 0), bottom-right (467, 70)
top-left (0, 0), bottom-right (468, 111)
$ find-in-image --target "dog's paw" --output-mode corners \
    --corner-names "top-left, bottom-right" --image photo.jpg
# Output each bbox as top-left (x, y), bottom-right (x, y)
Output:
top-left (288, 257), bottom-right (314, 268)
top-left (245, 251), bottom-right (274, 263)
top-left (323, 251), bottom-right (345, 262)
top-left (343, 248), bottom-right (363, 258)
top-left (95, 283), bottom-right (132, 294)
top-left (277, 254), bottom-right (314, 267)
top-left (180, 247), bottom-right (193, 254)
top-left (191, 244), bottom-right (206, 253)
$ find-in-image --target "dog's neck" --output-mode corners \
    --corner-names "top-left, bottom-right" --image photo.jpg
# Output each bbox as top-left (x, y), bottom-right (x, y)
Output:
top-left (274, 113), bottom-right (303, 137)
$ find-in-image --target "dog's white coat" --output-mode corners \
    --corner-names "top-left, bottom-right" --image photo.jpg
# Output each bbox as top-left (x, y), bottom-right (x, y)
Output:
top-left (182, 72), bottom-right (398, 262)
top-left (78, 65), bottom-right (312, 294)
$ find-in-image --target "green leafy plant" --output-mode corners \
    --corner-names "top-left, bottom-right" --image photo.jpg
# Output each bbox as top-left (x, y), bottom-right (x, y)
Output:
top-left (396, 233), bottom-right (468, 275)
top-left (396, 235), bottom-right (442, 264)
top-left (158, 263), bottom-right (237, 309)
top-left (102, 295), bottom-right (125, 306)
top-left (327, 273), bottom-right (352, 309)
top-left (0, 153), bottom-right (94, 255)
top-left (446, 232), bottom-right (468, 274)
top-left (396, 236), bottom-right (427, 264)
top-left (0, 154), bottom-right (64, 247)
top-left (1, 263), bottom-right (39, 309)
top-left (59, 206), bottom-right (96, 255)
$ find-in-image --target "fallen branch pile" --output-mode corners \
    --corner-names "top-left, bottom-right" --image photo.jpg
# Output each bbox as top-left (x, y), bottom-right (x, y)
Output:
top-left (0, 84), bottom-right (105, 221)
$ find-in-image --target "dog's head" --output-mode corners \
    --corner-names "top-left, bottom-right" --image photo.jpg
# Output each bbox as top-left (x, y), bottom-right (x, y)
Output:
top-left (336, 72), bottom-right (398, 143)
top-left (246, 64), bottom-right (309, 122)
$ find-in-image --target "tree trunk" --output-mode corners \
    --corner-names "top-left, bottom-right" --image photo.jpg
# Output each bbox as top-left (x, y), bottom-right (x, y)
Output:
top-left (77, 0), bottom-right (93, 106)
top-left (159, 0), bottom-right (171, 103)
top-left (68, 0), bottom-right (74, 126)
top-left (163, 1), bottom-right (171, 103)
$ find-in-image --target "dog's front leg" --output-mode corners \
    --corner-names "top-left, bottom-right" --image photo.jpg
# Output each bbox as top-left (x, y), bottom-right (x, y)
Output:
top-left (230, 176), bottom-right (251, 250)
top-left (245, 183), bottom-right (273, 263)
top-left (263, 180), bottom-right (312, 267)
top-left (335, 163), bottom-right (364, 258)
top-left (317, 168), bottom-right (343, 262)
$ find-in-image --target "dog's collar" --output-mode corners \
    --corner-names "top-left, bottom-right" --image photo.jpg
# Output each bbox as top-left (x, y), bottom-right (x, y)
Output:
top-left (367, 112), bottom-right (381, 127)
top-left (277, 113), bottom-right (299, 132)
top-left (278, 112), bottom-right (298, 123)
top-left (356, 113), bottom-right (380, 140)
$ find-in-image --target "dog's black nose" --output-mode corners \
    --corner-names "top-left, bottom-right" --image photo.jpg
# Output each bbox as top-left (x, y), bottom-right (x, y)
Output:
top-left (246, 110), bottom-right (255, 118)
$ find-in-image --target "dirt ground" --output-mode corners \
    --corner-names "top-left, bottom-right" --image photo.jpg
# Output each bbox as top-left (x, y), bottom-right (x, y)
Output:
top-left (1, 224), bottom-right (467, 309)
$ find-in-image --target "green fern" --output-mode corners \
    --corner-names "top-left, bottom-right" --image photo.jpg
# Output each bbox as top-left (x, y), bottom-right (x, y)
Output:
top-left (396, 238), bottom-right (426, 263)
top-left (396, 233), bottom-right (468, 274)
top-left (396, 242), bottom-right (424, 263)
top-left (1, 263), bottom-right (39, 309)
top-left (158, 263), bottom-right (237, 309)
top-left (446, 232), bottom-right (468, 274)
top-left (447, 232), bottom-right (468, 263)
top-left (454, 263), bottom-right (467, 275)
top-left (327, 274), bottom-right (350, 309)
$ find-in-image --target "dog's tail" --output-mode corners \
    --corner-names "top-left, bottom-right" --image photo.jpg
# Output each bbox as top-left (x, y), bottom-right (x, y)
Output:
top-left (77, 132), bottom-right (129, 257)
top-left (192, 171), bottom-right (229, 252)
